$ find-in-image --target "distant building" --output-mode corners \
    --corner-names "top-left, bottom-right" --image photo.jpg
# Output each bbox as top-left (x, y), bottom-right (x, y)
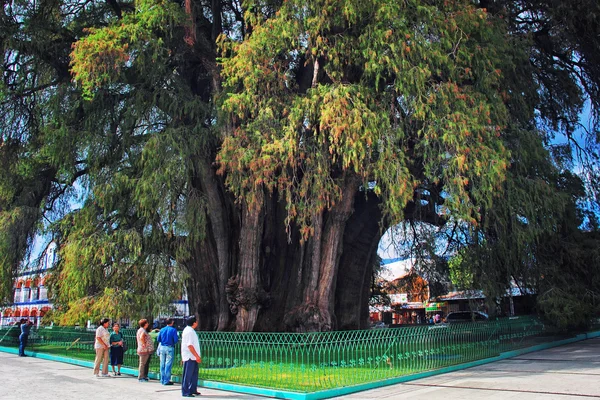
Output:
top-left (0, 245), bottom-right (56, 327)
top-left (370, 268), bottom-right (431, 326)
top-left (436, 286), bottom-right (536, 317)
top-left (0, 243), bottom-right (190, 327)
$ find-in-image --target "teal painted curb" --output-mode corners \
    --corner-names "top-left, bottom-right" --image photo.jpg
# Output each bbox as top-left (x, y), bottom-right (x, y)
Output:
top-left (199, 380), bottom-right (306, 400)
top-left (2, 330), bottom-right (599, 400)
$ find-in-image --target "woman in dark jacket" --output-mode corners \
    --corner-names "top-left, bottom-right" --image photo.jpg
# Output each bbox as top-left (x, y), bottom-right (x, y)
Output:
top-left (110, 322), bottom-right (125, 376)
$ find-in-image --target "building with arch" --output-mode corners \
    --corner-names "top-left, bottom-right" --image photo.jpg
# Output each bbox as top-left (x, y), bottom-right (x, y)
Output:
top-left (0, 245), bottom-right (55, 327)
top-left (0, 242), bottom-right (190, 327)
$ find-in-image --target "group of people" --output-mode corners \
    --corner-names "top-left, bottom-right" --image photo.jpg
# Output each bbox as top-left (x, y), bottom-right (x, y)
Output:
top-left (428, 313), bottom-right (443, 324)
top-left (93, 318), bottom-right (125, 377)
top-left (94, 315), bottom-right (202, 397)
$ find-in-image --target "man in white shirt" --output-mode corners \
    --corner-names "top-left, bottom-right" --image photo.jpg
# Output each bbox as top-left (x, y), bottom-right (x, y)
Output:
top-left (181, 316), bottom-right (202, 397)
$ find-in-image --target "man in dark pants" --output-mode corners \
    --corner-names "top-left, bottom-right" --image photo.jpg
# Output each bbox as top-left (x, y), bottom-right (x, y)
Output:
top-left (181, 316), bottom-right (202, 397)
top-left (19, 319), bottom-right (33, 356)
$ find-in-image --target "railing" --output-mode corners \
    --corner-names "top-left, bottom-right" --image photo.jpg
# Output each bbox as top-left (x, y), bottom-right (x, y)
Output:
top-left (0, 317), bottom-right (552, 393)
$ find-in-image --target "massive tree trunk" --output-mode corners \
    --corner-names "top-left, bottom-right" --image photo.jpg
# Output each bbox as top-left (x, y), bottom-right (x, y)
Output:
top-left (269, 175), bottom-right (359, 331)
top-left (313, 175), bottom-right (362, 330)
top-left (234, 175), bottom-right (366, 332)
top-left (230, 191), bottom-right (266, 331)
top-left (335, 191), bottom-right (385, 330)
top-left (196, 158), bottom-right (236, 330)
top-left (183, 173), bottom-right (441, 332)
top-left (184, 235), bottom-right (220, 331)
top-left (183, 166), bottom-right (397, 332)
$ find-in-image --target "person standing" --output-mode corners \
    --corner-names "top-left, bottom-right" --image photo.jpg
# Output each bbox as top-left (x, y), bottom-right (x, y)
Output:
top-left (18, 319), bottom-right (33, 356)
top-left (109, 322), bottom-right (124, 376)
top-left (136, 318), bottom-right (154, 382)
top-left (181, 316), bottom-right (202, 397)
top-left (93, 318), bottom-right (111, 377)
top-left (157, 318), bottom-right (178, 385)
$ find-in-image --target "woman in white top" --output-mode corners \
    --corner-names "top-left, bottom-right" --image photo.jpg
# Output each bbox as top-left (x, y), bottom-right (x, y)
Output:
top-left (93, 318), bottom-right (111, 377)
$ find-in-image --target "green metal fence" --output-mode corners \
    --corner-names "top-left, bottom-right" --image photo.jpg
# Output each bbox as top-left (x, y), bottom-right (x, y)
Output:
top-left (0, 317), bottom-right (551, 393)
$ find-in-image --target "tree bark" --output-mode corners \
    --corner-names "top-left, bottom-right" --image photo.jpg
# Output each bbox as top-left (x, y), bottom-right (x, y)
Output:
top-left (195, 158), bottom-right (235, 330)
top-left (315, 175), bottom-right (361, 330)
top-left (183, 174), bottom-right (443, 331)
top-left (252, 195), bottom-right (304, 332)
top-left (183, 235), bottom-right (220, 330)
top-left (278, 175), bottom-right (361, 331)
top-left (232, 191), bottom-right (266, 331)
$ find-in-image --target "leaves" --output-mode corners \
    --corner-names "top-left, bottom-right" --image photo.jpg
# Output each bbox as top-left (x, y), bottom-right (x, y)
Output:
top-left (219, 0), bottom-right (511, 234)
top-left (70, 0), bottom-right (185, 99)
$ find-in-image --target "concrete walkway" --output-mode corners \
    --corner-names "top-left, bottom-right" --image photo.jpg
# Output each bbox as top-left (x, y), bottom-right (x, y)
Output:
top-left (340, 337), bottom-right (600, 399)
top-left (0, 352), bottom-right (265, 400)
top-left (1, 338), bottom-right (599, 399)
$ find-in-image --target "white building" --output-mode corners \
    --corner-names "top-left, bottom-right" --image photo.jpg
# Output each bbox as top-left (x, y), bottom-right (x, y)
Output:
top-left (0, 243), bottom-right (190, 326)
top-left (0, 245), bottom-right (56, 327)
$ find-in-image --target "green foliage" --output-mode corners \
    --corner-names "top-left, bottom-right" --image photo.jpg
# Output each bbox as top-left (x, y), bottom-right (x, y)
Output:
top-left (219, 0), bottom-right (511, 238)
top-left (448, 127), bottom-right (600, 328)
top-left (445, 127), bottom-right (569, 290)
top-left (448, 252), bottom-right (473, 289)
top-left (70, 0), bottom-right (185, 99)
top-left (0, 207), bottom-right (38, 302)
top-left (27, 0), bottom-right (210, 321)
top-left (48, 202), bottom-right (188, 324)
top-left (535, 220), bottom-right (600, 329)
top-left (537, 288), bottom-right (599, 331)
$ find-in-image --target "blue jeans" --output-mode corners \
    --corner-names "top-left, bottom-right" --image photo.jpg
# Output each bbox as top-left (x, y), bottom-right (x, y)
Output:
top-left (19, 334), bottom-right (28, 356)
top-left (158, 345), bottom-right (175, 384)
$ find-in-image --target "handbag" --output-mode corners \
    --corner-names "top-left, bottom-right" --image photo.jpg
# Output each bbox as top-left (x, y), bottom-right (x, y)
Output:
top-left (122, 338), bottom-right (128, 352)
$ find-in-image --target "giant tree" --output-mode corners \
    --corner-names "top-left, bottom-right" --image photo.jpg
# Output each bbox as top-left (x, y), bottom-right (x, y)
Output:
top-left (1, 0), bottom-right (599, 331)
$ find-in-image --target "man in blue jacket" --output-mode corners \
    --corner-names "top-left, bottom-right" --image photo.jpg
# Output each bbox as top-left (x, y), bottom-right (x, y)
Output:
top-left (156, 318), bottom-right (179, 385)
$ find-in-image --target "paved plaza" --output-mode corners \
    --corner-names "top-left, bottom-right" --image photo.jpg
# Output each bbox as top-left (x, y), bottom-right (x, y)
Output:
top-left (341, 337), bottom-right (600, 399)
top-left (1, 338), bottom-right (599, 400)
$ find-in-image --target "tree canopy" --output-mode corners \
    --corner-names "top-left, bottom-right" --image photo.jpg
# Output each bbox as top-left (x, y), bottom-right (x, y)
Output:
top-left (1, 0), bottom-right (599, 330)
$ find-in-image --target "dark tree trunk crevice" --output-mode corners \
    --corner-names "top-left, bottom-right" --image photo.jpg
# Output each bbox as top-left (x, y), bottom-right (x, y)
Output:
top-left (336, 191), bottom-right (385, 330)
top-left (195, 158), bottom-right (236, 330)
